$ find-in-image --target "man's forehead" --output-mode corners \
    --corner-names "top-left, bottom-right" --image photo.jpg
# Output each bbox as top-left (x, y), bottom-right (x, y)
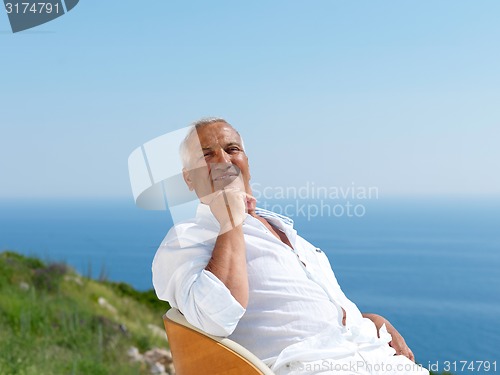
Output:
top-left (193, 123), bottom-right (242, 148)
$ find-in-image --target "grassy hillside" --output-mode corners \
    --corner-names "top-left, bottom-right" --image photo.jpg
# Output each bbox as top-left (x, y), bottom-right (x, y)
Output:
top-left (0, 251), bottom-right (171, 375)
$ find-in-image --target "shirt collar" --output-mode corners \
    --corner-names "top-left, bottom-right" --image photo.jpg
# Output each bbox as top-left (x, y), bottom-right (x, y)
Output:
top-left (254, 207), bottom-right (294, 228)
top-left (194, 203), bottom-right (295, 230)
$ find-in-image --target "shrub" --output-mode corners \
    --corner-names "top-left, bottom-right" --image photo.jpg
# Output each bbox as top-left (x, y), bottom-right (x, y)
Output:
top-left (33, 263), bottom-right (69, 292)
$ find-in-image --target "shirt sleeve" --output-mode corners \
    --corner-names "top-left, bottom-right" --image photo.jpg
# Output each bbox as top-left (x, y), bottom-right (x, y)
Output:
top-left (152, 236), bottom-right (246, 337)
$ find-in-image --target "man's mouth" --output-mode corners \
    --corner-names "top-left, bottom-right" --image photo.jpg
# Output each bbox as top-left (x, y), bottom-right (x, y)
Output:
top-left (212, 173), bottom-right (238, 181)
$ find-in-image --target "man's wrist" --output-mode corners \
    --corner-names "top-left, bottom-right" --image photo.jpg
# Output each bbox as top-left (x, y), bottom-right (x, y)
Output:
top-left (218, 223), bottom-right (244, 236)
top-left (363, 313), bottom-right (386, 333)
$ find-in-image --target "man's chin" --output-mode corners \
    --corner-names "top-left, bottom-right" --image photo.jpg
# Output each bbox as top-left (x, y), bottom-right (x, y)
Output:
top-left (197, 176), bottom-right (247, 204)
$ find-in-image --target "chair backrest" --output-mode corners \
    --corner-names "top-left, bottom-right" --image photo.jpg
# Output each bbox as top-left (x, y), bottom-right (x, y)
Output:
top-left (163, 308), bottom-right (275, 375)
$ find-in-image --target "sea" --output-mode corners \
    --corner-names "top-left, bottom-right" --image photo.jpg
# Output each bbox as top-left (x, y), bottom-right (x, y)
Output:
top-left (1, 197), bottom-right (499, 374)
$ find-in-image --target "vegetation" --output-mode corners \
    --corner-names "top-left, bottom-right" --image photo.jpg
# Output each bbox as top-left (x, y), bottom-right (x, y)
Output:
top-left (0, 251), bottom-right (170, 375)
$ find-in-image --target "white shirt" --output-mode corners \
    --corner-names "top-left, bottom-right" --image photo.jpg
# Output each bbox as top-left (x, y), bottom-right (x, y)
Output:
top-left (152, 204), bottom-right (395, 372)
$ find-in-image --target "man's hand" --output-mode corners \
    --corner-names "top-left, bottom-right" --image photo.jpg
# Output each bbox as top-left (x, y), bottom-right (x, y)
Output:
top-left (208, 188), bottom-right (256, 233)
top-left (363, 313), bottom-right (415, 362)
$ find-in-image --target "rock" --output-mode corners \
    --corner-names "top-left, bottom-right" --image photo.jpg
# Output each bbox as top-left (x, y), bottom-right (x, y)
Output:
top-left (167, 362), bottom-right (175, 374)
top-left (129, 347), bottom-right (174, 374)
top-left (64, 275), bottom-right (83, 285)
top-left (149, 362), bottom-right (166, 374)
top-left (119, 323), bottom-right (128, 335)
top-left (127, 346), bottom-right (143, 362)
top-left (97, 296), bottom-right (117, 314)
top-left (143, 347), bottom-right (173, 366)
top-left (147, 323), bottom-right (168, 340)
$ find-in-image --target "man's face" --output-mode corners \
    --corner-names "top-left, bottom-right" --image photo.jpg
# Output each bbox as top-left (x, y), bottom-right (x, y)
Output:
top-left (183, 122), bottom-right (251, 202)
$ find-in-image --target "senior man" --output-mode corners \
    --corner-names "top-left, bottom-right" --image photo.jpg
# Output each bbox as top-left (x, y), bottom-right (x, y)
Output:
top-left (152, 118), bottom-right (429, 375)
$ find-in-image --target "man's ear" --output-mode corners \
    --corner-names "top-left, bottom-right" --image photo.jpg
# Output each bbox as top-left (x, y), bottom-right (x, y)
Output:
top-left (182, 168), bottom-right (194, 191)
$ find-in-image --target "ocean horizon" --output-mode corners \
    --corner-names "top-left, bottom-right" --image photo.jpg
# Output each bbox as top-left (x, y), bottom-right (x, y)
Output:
top-left (1, 196), bottom-right (499, 373)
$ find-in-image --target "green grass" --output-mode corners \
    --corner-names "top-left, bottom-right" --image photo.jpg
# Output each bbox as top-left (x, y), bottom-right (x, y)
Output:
top-left (0, 251), bottom-right (170, 375)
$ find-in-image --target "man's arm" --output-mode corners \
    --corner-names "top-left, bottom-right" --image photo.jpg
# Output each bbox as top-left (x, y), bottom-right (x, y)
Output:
top-left (362, 313), bottom-right (415, 362)
top-left (152, 188), bottom-right (253, 337)
top-left (205, 188), bottom-right (255, 308)
top-left (206, 224), bottom-right (248, 307)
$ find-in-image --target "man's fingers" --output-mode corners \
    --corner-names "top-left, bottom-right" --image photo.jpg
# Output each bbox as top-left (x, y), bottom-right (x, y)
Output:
top-left (393, 344), bottom-right (415, 362)
top-left (407, 347), bottom-right (415, 362)
top-left (244, 193), bottom-right (257, 211)
top-left (207, 188), bottom-right (248, 233)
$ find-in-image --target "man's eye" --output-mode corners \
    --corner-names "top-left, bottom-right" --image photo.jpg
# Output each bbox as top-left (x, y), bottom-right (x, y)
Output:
top-left (227, 147), bottom-right (240, 153)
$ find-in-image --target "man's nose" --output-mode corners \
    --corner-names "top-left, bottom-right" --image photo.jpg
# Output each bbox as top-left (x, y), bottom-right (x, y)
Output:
top-left (213, 149), bottom-right (232, 164)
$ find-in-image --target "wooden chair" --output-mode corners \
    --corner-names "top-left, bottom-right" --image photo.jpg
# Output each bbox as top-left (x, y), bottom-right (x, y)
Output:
top-left (163, 308), bottom-right (275, 375)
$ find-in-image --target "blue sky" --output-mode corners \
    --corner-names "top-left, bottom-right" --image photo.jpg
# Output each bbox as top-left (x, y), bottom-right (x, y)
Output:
top-left (1, 1), bottom-right (499, 199)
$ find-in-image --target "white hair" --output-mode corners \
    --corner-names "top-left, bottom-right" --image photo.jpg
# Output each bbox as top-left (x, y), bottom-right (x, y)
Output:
top-left (179, 117), bottom-right (245, 168)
